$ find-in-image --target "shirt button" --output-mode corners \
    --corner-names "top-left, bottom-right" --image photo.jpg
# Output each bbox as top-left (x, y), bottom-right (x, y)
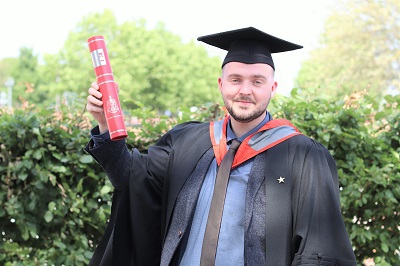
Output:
top-left (178, 231), bottom-right (182, 238)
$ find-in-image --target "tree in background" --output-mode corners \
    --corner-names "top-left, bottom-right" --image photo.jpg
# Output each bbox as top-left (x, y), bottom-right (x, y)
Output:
top-left (296, 0), bottom-right (400, 101)
top-left (7, 48), bottom-right (43, 108)
top-left (38, 9), bottom-right (222, 114)
top-left (0, 47), bottom-right (55, 109)
top-left (0, 58), bottom-right (17, 88)
top-left (0, 58), bottom-right (17, 107)
top-left (1, 9), bottom-right (221, 113)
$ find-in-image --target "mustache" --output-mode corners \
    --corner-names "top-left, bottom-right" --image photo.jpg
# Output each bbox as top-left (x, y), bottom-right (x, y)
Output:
top-left (233, 96), bottom-right (256, 104)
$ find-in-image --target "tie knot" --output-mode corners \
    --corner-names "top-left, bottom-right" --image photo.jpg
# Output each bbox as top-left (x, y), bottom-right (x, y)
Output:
top-left (228, 139), bottom-right (241, 151)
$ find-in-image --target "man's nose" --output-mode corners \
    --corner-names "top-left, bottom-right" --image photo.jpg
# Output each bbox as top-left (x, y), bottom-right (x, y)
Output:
top-left (239, 85), bottom-right (251, 94)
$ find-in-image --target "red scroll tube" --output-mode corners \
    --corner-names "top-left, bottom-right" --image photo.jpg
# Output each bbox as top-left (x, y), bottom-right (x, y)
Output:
top-left (88, 36), bottom-right (127, 140)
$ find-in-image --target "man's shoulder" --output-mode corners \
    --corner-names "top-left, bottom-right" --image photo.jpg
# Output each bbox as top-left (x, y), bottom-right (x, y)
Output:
top-left (284, 134), bottom-right (334, 160)
top-left (166, 121), bottom-right (211, 145)
top-left (286, 133), bottom-right (314, 145)
top-left (169, 121), bottom-right (210, 135)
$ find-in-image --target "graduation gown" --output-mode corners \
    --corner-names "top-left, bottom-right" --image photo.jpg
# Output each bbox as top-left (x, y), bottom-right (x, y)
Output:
top-left (85, 119), bottom-right (356, 266)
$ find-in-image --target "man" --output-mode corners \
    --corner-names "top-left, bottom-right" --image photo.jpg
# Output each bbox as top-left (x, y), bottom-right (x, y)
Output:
top-left (85, 27), bottom-right (357, 265)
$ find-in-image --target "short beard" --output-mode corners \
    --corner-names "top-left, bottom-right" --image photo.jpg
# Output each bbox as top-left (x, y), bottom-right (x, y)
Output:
top-left (228, 107), bottom-right (266, 123)
top-left (224, 99), bottom-right (268, 123)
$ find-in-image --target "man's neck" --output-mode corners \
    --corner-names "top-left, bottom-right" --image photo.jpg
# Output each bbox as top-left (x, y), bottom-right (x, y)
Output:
top-left (230, 114), bottom-right (267, 138)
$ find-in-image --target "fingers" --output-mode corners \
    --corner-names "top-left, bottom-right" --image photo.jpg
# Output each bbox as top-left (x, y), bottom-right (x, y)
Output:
top-left (86, 100), bottom-right (103, 113)
top-left (86, 82), bottom-right (108, 130)
top-left (91, 81), bottom-right (100, 90)
top-left (88, 85), bottom-right (102, 99)
top-left (87, 84), bottom-right (103, 113)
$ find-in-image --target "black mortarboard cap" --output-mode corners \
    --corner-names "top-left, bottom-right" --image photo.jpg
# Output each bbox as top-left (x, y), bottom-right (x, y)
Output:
top-left (197, 27), bottom-right (303, 70)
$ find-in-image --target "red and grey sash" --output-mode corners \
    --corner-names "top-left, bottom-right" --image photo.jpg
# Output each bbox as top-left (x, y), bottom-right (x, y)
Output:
top-left (210, 116), bottom-right (301, 168)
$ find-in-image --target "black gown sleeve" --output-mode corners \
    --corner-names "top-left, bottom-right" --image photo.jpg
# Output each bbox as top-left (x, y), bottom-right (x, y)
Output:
top-left (84, 122), bottom-right (201, 189)
top-left (290, 138), bottom-right (357, 265)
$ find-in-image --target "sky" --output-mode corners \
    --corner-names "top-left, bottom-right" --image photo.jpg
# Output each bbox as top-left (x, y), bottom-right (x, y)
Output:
top-left (0, 0), bottom-right (335, 96)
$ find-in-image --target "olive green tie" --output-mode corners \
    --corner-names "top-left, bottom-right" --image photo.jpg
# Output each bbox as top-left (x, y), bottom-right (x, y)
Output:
top-left (200, 139), bottom-right (241, 266)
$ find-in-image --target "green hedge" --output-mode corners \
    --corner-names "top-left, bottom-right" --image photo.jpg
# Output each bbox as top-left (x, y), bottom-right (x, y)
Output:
top-left (0, 105), bottom-right (111, 265)
top-left (0, 92), bottom-right (399, 265)
top-left (272, 90), bottom-right (399, 265)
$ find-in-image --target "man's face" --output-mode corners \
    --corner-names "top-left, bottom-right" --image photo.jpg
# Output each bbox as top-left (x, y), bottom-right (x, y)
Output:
top-left (218, 62), bottom-right (277, 124)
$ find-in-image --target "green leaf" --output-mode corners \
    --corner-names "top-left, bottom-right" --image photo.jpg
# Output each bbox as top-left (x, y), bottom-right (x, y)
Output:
top-left (84, 251), bottom-right (93, 259)
top-left (3, 241), bottom-right (19, 251)
top-left (44, 211), bottom-right (54, 223)
top-left (33, 149), bottom-right (42, 160)
top-left (18, 172), bottom-right (28, 181)
top-left (47, 144), bottom-right (57, 151)
top-left (381, 242), bottom-right (389, 253)
top-left (100, 185), bottom-right (112, 195)
top-left (79, 155), bottom-right (93, 164)
top-left (52, 165), bottom-right (67, 173)
top-left (322, 133), bottom-right (330, 143)
top-left (21, 226), bottom-right (30, 240)
top-left (54, 240), bottom-right (66, 249)
top-left (75, 253), bottom-right (85, 261)
top-left (34, 180), bottom-right (44, 189)
top-left (391, 150), bottom-right (399, 160)
top-left (48, 201), bottom-right (56, 211)
top-left (32, 127), bottom-right (44, 144)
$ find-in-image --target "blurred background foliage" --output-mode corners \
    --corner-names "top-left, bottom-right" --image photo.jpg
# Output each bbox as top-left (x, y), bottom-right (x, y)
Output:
top-left (295, 0), bottom-right (400, 101)
top-left (0, 0), bottom-right (399, 265)
top-left (0, 10), bottom-right (222, 115)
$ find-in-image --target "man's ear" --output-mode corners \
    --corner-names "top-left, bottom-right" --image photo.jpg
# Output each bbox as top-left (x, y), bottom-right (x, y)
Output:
top-left (271, 81), bottom-right (278, 98)
top-left (218, 77), bottom-right (223, 93)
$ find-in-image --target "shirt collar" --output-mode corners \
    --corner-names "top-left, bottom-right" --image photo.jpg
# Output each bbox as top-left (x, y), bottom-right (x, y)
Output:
top-left (226, 111), bottom-right (272, 143)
